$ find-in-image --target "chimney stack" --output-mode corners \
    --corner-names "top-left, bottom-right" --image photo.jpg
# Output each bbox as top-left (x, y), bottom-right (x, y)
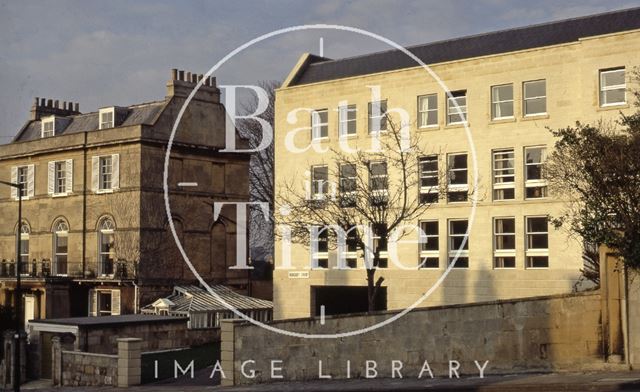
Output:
top-left (30, 97), bottom-right (81, 120)
top-left (166, 68), bottom-right (219, 102)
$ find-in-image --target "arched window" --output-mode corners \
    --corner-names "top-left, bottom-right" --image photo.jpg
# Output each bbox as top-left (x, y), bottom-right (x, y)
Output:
top-left (17, 222), bottom-right (30, 274)
top-left (98, 217), bottom-right (115, 276)
top-left (53, 219), bottom-right (69, 276)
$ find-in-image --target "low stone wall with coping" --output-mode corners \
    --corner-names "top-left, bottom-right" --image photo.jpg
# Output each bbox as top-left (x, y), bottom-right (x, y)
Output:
top-left (221, 291), bottom-right (609, 386)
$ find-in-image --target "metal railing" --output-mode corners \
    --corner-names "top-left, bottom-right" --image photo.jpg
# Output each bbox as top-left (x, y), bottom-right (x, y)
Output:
top-left (0, 259), bottom-right (135, 279)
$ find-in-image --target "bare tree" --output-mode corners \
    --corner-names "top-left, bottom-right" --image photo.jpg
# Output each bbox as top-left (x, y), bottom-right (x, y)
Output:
top-left (277, 116), bottom-right (455, 312)
top-left (237, 80), bottom-right (278, 259)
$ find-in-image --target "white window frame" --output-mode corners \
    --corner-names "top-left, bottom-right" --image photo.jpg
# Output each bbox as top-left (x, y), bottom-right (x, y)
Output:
top-left (310, 227), bottom-right (329, 269)
top-left (525, 216), bottom-right (549, 269)
top-left (368, 100), bottom-right (388, 134)
top-left (99, 108), bottom-right (115, 130)
top-left (16, 166), bottom-right (28, 198)
top-left (98, 218), bottom-right (115, 276)
top-left (446, 91), bottom-right (467, 125)
top-left (447, 219), bottom-right (469, 268)
top-left (12, 165), bottom-right (34, 200)
top-left (53, 220), bottom-right (69, 276)
top-left (369, 161), bottom-right (388, 197)
top-left (418, 94), bottom-right (438, 128)
top-left (370, 224), bottom-right (388, 268)
top-left (99, 156), bottom-right (113, 191)
top-left (41, 117), bottom-right (55, 138)
top-left (493, 217), bottom-right (516, 269)
top-left (311, 165), bottom-right (329, 200)
top-left (419, 220), bottom-right (439, 269)
top-left (492, 149), bottom-right (515, 201)
top-left (54, 161), bottom-right (66, 195)
top-left (599, 68), bottom-right (626, 107)
top-left (524, 146), bottom-right (547, 199)
top-left (419, 155), bottom-right (439, 203)
top-left (338, 104), bottom-right (357, 137)
top-left (447, 153), bottom-right (468, 203)
top-left (339, 163), bottom-right (357, 204)
top-left (311, 109), bottom-right (329, 140)
top-left (491, 84), bottom-right (514, 120)
top-left (523, 79), bottom-right (547, 116)
top-left (18, 223), bottom-right (30, 275)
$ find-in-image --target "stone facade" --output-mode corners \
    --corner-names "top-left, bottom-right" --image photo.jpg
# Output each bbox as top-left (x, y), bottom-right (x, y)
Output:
top-left (0, 69), bottom-right (251, 320)
top-left (273, 16), bottom-right (640, 318)
top-left (222, 291), bottom-right (615, 385)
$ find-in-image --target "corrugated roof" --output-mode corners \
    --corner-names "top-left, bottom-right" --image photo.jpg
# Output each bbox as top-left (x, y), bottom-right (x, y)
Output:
top-left (13, 101), bottom-right (166, 142)
top-left (143, 285), bottom-right (273, 313)
top-left (292, 7), bottom-right (640, 86)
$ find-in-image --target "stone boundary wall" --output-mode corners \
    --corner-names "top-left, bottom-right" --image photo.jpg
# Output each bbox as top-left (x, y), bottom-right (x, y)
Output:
top-left (59, 350), bottom-right (117, 387)
top-left (222, 291), bottom-right (606, 386)
top-left (53, 337), bottom-right (141, 387)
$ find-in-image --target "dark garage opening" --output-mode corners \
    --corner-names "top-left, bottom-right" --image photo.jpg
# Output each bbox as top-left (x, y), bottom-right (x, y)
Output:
top-left (312, 286), bottom-right (387, 316)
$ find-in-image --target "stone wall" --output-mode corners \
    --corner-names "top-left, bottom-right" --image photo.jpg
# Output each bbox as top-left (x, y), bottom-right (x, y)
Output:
top-left (222, 291), bottom-right (607, 385)
top-left (59, 350), bottom-right (117, 387)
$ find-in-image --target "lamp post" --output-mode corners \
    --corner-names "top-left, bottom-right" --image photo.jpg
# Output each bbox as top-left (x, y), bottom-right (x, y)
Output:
top-left (0, 180), bottom-right (23, 392)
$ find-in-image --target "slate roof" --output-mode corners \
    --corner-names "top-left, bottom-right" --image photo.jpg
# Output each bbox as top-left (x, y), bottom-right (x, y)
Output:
top-left (13, 100), bottom-right (166, 142)
top-left (29, 314), bottom-right (187, 328)
top-left (292, 7), bottom-right (640, 86)
top-left (142, 285), bottom-right (273, 313)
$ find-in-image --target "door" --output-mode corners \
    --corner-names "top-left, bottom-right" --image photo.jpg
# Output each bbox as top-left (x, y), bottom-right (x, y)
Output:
top-left (24, 295), bottom-right (35, 329)
top-left (40, 332), bottom-right (53, 379)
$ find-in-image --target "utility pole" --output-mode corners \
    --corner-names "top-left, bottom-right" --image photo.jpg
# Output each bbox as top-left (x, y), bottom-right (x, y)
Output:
top-left (0, 180), bottom-right (23, 392)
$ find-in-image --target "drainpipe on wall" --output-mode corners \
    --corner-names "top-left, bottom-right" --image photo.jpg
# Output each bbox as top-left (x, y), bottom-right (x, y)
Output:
top-left (624, 264), bottom-right (631, 367)
top-left (133, 281), bottom-right (139, 314)
top-left (82, 131), bottom-right (88, 278)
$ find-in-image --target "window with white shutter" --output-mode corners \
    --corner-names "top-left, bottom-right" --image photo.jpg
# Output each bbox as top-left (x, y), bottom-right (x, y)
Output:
top-left (65, 159), bottom-right (73, 194)
top-left (26, 165), bottom-right (35, 198)
top-left (10, 167), bottom-right (17, 200)
top-left (47, 162), bottom-right (55, 195)
top-left (94, 154), bottom-right (119, 192)
top-left (111, 290), bottom-right (121, 315)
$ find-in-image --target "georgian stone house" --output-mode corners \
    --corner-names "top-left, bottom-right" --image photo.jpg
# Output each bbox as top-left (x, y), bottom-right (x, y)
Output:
top-left (0, 69), bottom-right (250, 322)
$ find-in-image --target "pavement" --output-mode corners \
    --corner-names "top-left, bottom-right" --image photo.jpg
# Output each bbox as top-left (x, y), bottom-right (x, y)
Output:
top-left (13, 370), bottom-right (640, 391)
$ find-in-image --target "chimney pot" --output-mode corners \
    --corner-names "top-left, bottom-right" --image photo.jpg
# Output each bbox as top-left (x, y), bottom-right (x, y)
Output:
top-left (34, 97), bottom-right (39, 106)
top-left (186, 72), bottom-right (192, 83)
top-left (74, 103), bottom-right (79, 112)
top-left (171, 68), bottom-right (178, 80)
top-left (178, 70), bottom-right (184, 81)
top-left (41, 98), bottom-right (46, 106)
top-left (54, 100), bottom-right (59, 109)
top-left (68, 102), bottom-right (73, 110)
top-left (47, 99), bottom-right (53, 107)
top-left (197, 74), bottom-right (203, 83)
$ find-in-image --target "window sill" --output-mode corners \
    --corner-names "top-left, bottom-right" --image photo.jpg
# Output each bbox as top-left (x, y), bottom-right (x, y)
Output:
top-left (522, 113), bottom-right (549, 121)
top-left (418, 125), bottom-right (440, 131)
top-left (493, 267), bottom-right (516, 270)
top-left (52, 193), bottom-right (69, 198)
top-left (597, 103), bottom-right (629, 111)
top-left (339, 134), bottom-right (358, 140)
top-left (489, 117), bottom-right (516, 125)
top-left (96, 189), bottom-right (114, 194)
top-left (444, 122), bottom-right (469, 130)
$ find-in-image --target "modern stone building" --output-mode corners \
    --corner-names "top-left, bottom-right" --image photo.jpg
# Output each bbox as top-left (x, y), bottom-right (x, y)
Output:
top-left (273, 8), bottom-right (640, 319)
top-left (0, 69), bottom-right (251, 322)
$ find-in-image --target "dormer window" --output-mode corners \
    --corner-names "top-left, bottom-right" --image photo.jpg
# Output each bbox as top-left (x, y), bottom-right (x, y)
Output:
top-left (42, 117), bottom-right (55, 138)
top-left (99, 108), bottom-right (114, 129)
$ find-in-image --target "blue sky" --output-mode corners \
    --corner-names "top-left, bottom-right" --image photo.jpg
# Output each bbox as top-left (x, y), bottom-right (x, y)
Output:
top-left (1, 0), bottom-right (638, 141)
